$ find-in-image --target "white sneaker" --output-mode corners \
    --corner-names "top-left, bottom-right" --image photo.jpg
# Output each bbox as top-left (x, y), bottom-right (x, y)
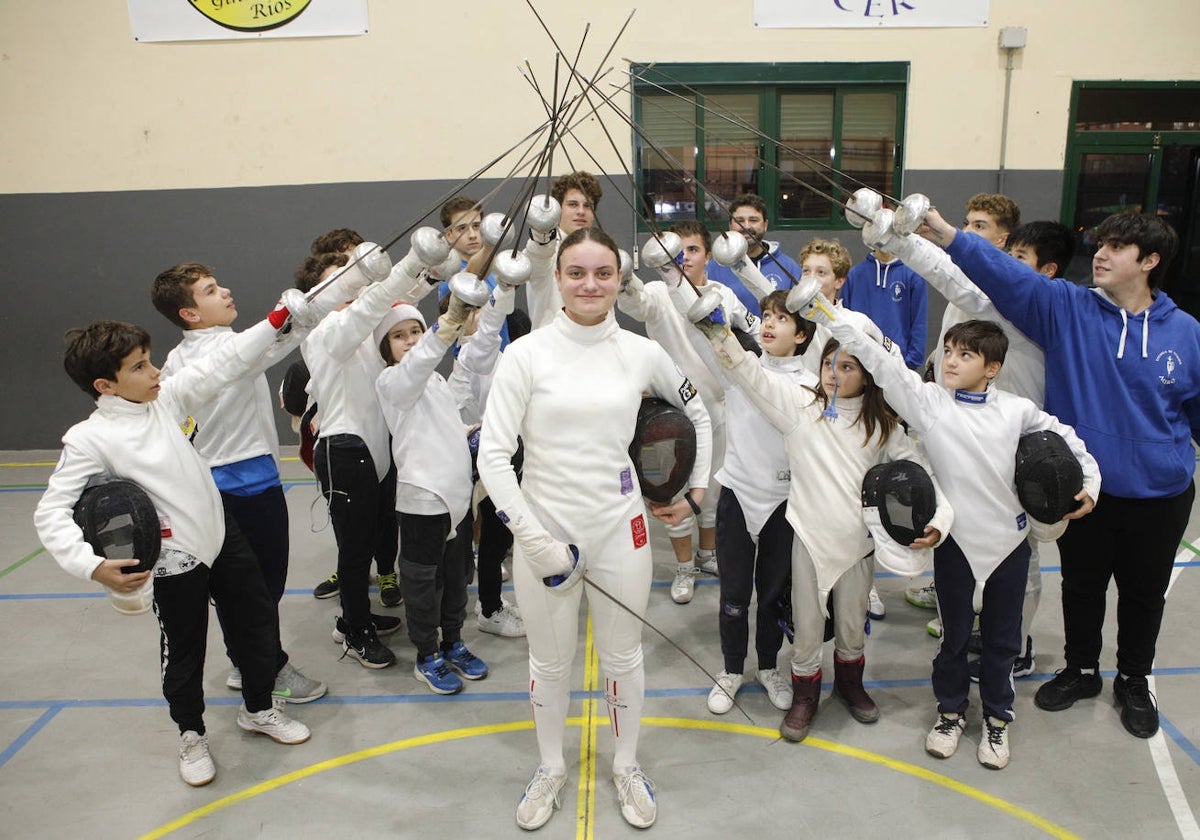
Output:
top-left (516, 766), bottom-right (567, 830)
top-left (237, 704), bottom-right (311, 745)
top-left (670, 563), bottom-right (696, 604)
top-left (695, 550), bottom-right (719, 575)
top-left (925, 711), bottom-right (966, 759)
top-left (226, 667), bottom-right (242, 690)
top-left (905, 582), bottom-right (938, 610)
top-left (757, 668), bottom-right (792, 711)
top-left (179, 730), bottom-right (215, 787)
top-left (867, 586), bottom-right (886, 620)
top-left (926, 617), bottom-right (943, 638)
top-left (613, 766), bottom-right (657, 828)
top-left (501, 563), bottom-right (510, 582)
top-left (477, 603), bottom-right (525, 638)
top-left (978, 716), bottom-right (1011, 769)
top-left (707, 670), bottom-right (745, 715)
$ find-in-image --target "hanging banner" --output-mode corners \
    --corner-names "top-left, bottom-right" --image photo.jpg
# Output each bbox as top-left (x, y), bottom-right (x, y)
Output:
top-left (129, 0), bottom-right (369, 42)
top-left (754, 0), bottom-right (988, 28)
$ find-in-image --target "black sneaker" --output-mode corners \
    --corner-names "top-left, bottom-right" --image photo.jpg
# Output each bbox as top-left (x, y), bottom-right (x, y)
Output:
top-left (313, 573), bottom-right (339, 600)
top-left (1034, 666), bottom-right (1102, 711)
top-left (1113, 674), bottom-right (1159, 738)
top-left (332, 614), bottom-right (402, 644)
top-left (340, 625), bottom-right (396, 669)
top-left (377, 572), bottom-right (402, 608)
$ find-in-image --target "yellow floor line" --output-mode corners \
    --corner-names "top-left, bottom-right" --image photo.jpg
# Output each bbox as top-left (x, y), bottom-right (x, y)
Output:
top-left (575, 615), bottom-right (599, 840)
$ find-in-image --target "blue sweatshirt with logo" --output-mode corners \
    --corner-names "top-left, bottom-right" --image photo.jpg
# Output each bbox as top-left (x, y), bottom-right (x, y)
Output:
top-left (945, 231), bottom-right (1200, 499)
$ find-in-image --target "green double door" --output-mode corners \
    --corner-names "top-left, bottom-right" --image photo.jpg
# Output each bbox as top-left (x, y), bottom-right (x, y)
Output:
top-left (1063, 134), bottom-right (1200, 315)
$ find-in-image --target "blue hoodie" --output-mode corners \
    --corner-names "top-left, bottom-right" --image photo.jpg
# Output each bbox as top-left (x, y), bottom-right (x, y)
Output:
top-left (946, 232), bottom-right (1200, 499)
top-left (706, 240), bottom-right (802, 318)
top-left (841, 253), bottom-right (928, 369)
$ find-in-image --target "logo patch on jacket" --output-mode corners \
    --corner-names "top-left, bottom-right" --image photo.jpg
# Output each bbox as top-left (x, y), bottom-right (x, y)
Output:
top-left (678, 378), bottom-right (697, 404)
top-left (1156, 349), bottom-right (1181, 385)
top-left (179, 416), bottom-right (198, 442)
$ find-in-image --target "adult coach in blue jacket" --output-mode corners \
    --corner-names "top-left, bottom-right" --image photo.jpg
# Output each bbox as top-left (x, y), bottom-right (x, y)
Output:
top-left (918, 207), bottom-right (1195, 740)
top-left (706, 193), bottom-right (802, 318)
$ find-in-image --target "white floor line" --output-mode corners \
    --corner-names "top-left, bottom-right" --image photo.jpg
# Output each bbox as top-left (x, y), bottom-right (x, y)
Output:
top-left (1148, 551), bottom-right (1199, 840)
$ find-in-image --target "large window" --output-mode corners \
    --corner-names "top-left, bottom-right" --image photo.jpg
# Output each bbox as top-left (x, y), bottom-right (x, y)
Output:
top-left (631, 62), bottom-right (907, 230)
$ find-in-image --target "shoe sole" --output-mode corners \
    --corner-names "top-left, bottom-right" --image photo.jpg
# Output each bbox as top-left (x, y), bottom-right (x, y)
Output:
top-left (413, 666), bottom-right (463, 695)
top-left (905, 596), bottom-right (937, 610)
top-left (835, 691), bottom-right (883, 720)
top-left (1034, 678), bottom-right (1102, 711)
top-left (926, 743), bottom-right (959, 759)
top-left (779, 723), bottom-right (811, 742)
top-left (313, 588), bottom-right (339, 600)
top-left (379, 596), bottom-right (403, 608)
top-left (477, 622), bottom-right (526, 638)
top-left (237, 721), bottom-right (311, 745)
top-left (447, 663), bottom-right (489, 681)
top-left (979, 753), bottom-right (1010, 770)
top-left (516, 799), bottom-right (561, 831)
top-left (867, 611), bottom-right (885, 621)
top-left (182, 772), bottom-right (215, 787)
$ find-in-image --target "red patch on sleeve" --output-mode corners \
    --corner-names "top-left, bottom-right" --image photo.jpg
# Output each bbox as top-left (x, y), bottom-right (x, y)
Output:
top-left (631, 514), bottom-right (648, 549)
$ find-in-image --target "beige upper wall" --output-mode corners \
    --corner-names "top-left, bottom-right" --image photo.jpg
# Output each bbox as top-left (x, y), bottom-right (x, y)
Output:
top-left (2, 1), bottom-right (1197, 193)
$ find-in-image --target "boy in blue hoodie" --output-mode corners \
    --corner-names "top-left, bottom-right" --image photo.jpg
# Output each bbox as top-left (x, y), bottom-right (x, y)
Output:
top-left (842, 247), bottom-right (928, 370)
top-left (917, 207), bottom-right (1195, 740)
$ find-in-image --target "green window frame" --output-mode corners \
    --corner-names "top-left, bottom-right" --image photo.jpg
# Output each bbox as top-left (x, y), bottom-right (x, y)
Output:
top-left (630, 62), bottom-right (908, 231)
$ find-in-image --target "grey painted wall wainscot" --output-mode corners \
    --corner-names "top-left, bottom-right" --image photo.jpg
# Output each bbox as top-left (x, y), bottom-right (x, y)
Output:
top-left (0, 169), bottom-right (1060, 449)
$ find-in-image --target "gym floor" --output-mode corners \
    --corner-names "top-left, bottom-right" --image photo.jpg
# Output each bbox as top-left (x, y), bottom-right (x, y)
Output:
top-left (2, 448), bottom-right (1198, 839)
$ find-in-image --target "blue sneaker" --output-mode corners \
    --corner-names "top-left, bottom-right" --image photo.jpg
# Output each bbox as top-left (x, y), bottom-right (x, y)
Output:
top-left (414, 653), bottom-right (463, 695)
top-left (442, 640), bottom-right (489, 680)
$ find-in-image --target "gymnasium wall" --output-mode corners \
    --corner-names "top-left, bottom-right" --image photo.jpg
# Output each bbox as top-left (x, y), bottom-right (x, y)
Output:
top-left (1, 2), bottom-right (1196, 447)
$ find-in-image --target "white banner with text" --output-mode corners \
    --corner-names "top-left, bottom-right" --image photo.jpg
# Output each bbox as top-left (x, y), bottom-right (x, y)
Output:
top-left (754, 0), bottom-right (988, 29)
top-left (129, 0), bottom-right (369, 42)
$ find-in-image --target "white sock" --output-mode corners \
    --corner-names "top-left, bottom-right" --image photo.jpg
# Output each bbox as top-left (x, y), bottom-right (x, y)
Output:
top-left (529, 671), bottom-right (570, 774)
top-left (606, 668), bottom-right (645, 775)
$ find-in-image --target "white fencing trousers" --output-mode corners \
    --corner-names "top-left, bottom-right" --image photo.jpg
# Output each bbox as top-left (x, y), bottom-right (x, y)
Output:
top-left (514, 527), bottom-right (653, 774)
top-left (789, 539), bottom-right (874, 677)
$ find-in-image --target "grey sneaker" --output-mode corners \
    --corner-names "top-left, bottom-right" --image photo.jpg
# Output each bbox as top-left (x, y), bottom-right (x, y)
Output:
top-left (179, 730), bottom-right (215, 787)
top-left (613, 766), bottom-right (657, 828)
top-left (516, 766), bottom-right (567, 830)
top-left (237, 704), bottom-right (311, 745)
top-left (272, 662), bottom-right (327, 704)
top-left (670, 563), bottom-right (696, 604)
top-left (225, 666), bottom-right (242, 691)
top-left (695, 550), bottom-right (719, 575)
top-left (905, 583), bottom-right (937, 610)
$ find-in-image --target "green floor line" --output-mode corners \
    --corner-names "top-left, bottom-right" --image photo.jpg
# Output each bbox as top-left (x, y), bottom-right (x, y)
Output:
top-left (0, 547), bottom-right (44, 580)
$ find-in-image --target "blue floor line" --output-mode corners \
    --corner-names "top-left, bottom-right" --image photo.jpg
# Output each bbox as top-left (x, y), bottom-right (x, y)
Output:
top-left (0, 706), bottom-right (60, 769)
top-left (3, 674), bottom-right (1199, 771)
